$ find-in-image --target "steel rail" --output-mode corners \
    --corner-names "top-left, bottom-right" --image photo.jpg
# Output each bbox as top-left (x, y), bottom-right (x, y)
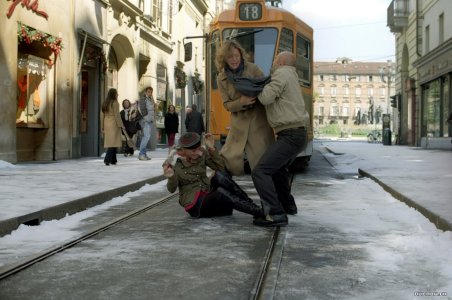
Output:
top-left (0, 193), bottom-right (178, 280)
top-left (250, 227), bottom-right (281, 300)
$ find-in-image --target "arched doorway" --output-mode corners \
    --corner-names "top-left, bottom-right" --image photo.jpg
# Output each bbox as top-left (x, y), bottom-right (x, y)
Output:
top-left (107, 35), bottom-right (137, 102)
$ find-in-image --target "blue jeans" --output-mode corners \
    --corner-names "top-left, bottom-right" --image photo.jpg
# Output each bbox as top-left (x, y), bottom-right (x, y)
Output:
top-left (251, 127), bottom-right (307, 216)
top-left (139, 121), bottom-right (152, 156)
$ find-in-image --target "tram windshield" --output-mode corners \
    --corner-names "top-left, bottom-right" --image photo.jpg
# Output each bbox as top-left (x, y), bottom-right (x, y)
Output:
top-left (222, 28), bottom-right (277, 75)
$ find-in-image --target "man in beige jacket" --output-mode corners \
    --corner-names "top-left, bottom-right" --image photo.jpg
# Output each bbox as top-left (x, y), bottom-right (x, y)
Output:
top-left (251, 51), bottom-right (310, 227)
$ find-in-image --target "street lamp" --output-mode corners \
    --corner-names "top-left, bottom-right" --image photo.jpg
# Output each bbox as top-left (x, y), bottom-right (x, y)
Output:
top-left (379, 60), bottom-right (395, 114)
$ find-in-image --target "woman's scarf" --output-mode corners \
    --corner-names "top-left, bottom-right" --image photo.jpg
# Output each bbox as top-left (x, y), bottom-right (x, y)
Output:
top-left (225, 60), bottom-right (271, 97)
top-left (124, 108), bottom-right (130, 121)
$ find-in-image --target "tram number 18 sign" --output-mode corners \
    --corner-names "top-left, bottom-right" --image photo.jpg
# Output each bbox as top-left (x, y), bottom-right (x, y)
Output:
top-left (239, 3), bottom-right (262, 21)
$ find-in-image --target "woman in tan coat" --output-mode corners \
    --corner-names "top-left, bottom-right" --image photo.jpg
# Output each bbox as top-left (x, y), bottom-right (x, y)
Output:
top-left (216, 40), bottom-right (274, 176)
top-left (101, 88), bottom-right (125, 165)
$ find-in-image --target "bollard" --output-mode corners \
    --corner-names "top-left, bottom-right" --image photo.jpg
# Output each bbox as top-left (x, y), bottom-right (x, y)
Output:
top-left (383, 128), bottom-right (392, 145)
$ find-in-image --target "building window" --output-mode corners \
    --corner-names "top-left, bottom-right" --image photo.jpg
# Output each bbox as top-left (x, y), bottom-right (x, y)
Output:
top-left (320, 86), bottom-right (325, 95)
top-left (368, 87), bottom-right (374, 96)
top-left (422, 76), bottom-right (451, 138)
top-left (355, 87), bottom-right (361, 97)
top-left (331, 86), bottom-right (337, 97)
top-left (368, 75), bottom-right (373, 82)
top-left (342, 106), bottom-right (349, 117)
top-left (344, 86), bottom-right (349, 96)
top-left (320, 75), bottom-right (324, 81)
top-left (16, 22), bottom-right (61, 128)
top-left (16, 54), bottom-right (51, 128)
top-left (331, 104), bottom-right (338, 116)
top-left (422, 80), bottom-right (440, 137)
top-left (153, 0), bottom-right (163, 28)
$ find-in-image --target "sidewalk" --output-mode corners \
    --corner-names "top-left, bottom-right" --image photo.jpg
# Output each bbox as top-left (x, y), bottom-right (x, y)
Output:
top-left (318, 139), bottom-right (452, 231)
top-left (0, 149), bottom-right (168, 236)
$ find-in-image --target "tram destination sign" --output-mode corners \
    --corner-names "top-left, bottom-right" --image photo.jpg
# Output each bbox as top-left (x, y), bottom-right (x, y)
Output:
top-left (239, 3), bottom-right (262, 21)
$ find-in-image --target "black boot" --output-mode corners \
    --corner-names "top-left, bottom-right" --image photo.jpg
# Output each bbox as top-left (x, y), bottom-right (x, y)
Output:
top-left (253, 213), bottom-right (288, 227)
top-left (211, 171), bottom-right (254, 203)
top-left (216, 187), bottom-right (263, 218)
top-left (280, 195), bottom-right (298, 215)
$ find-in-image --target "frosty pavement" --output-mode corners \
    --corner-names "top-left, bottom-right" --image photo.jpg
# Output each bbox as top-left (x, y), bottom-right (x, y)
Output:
top-left (318, 140), bottom-right (452, 231)
top-left (0, 149), bottom-right (169, 236)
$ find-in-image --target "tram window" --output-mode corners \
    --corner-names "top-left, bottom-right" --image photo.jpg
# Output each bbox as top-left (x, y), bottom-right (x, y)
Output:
top-left (278, 28), bottom-right (293, 53)
top-left (223, 27), bottom-right (277, 75)
top-left (296, 34), bottom-right (311, 87)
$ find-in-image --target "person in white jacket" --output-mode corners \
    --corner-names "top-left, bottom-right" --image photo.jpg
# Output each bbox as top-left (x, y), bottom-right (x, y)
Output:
top-left (250, 51), bottom-right (310, 227)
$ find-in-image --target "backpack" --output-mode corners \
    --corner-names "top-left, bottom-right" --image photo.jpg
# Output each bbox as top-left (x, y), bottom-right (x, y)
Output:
top-left (127, 102), bottom-right (142, 134)
top-left (130, 102), bottom-right (143, 122)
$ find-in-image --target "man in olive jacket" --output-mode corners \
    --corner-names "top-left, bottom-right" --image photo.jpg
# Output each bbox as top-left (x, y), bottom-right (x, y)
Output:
top-left (251, 51), bottom-right (310, 227)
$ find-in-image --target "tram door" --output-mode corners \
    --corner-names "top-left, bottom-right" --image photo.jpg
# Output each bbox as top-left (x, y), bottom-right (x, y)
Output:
top-left (80, 69), bottom-right (100, 156)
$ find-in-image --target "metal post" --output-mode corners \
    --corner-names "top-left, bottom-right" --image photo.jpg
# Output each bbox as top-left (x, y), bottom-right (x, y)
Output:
top-left (387, 77), bottom-right (390, 114)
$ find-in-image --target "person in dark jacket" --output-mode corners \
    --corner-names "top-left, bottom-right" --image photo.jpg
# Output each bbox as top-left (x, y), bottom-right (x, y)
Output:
top-left (164, 104), bottom-right (179, 147)
top-left (120, 99), bottom-right (135, 156)
top-left (162, 132), bottom-right (263, 218)
top-left (250, 52), bottom-right (310, 227)
top-left (137, 86), bottom-right (155, 160)
top-left (184, 104), bottom-right (204, 135)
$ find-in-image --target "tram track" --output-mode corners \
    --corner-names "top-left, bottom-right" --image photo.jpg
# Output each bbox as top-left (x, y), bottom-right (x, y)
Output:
top-left (0, 193), bottom-right (178, 280)
top-left (1, 176), bottom-right (292, 299)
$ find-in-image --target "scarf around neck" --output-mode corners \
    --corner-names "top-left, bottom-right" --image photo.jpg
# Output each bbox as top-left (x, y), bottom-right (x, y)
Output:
top-left (225, 60), bottom-right (271, 97)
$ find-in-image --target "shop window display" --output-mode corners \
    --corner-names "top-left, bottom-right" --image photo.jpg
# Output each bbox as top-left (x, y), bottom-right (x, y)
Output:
top-left (16, 54), bottom-right (50, 128)
top-left (16, 22), bottom-right (61, 128)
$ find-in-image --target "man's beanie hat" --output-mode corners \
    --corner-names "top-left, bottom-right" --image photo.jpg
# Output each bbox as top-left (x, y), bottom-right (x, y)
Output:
top-left (178, 132), bottom-right (201, 149)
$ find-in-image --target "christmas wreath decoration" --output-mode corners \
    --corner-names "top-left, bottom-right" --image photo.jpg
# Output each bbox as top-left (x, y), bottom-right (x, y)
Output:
top-left (192, 72), bottom-right (204, 94)
top-left (175, 66), bottom-right (187, 88)
top-left (17, 22), bottom-right (63, 65)
top-left (84, 46), bottom-right (108, 74)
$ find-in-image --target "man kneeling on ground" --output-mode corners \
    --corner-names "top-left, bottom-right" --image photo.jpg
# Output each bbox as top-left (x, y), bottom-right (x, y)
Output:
top-left (162, 132), bottom-right (263, 218)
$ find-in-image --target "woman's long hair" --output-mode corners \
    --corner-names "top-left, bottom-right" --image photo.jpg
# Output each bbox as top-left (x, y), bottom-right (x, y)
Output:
top-left (102, 88), bottom-right (118, 113)
top-left (215, 40), bottom-right (249, 72)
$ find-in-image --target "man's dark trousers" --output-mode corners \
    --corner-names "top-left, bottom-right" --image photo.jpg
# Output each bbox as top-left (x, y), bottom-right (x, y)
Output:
top-left (251, 127), bottom-right (307, 216)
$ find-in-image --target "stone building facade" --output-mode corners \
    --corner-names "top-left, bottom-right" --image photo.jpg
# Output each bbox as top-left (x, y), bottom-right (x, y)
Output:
top-left (313, 61), bottom-right (395, 134)
top-left (388, 0), bottom-right (452, 149)
top-left (0, 0), bottom-right (214, 163)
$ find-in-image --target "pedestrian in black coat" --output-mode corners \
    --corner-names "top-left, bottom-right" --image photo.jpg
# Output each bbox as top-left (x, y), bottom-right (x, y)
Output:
top-left (120, 99), bottom-right (135, 156)
top-left (164, 104), bottom-right (179, 147)
top-left (185, 104), bottom-right (205, 135)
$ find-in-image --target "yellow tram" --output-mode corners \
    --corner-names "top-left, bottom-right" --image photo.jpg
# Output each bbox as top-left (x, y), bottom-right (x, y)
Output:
top-left (187, 0), bottom-right (314, 167)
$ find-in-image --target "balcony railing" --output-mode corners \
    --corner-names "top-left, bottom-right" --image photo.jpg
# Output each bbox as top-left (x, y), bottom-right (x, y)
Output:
top-left (387, 0), bottom-right (409, 33)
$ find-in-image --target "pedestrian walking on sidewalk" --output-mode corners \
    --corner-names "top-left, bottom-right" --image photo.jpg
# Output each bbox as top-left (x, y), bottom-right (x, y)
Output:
top-left (162, 132), bottom-right (263, 218)
top-left (120, 99), bottom-right (136, 156)
top-left (164, 104), bottom-right (179, 147)
top-left (184, 104), bottom-right (204, 135)
top-left (137, 86), bottom-right (155, 160)
top-left (250, 51), bottom-right (310, 227)
top-left (101, 88), bottom-right (126, 166)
